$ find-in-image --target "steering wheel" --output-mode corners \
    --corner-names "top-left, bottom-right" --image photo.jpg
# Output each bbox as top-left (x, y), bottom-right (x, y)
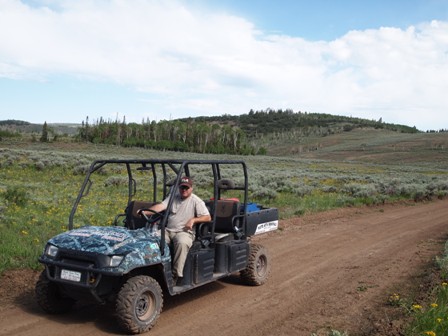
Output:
top-left (138, 208), bottom-right (164, 226)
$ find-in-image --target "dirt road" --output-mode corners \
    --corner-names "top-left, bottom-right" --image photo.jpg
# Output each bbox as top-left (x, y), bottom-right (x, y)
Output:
top-left (2, 199), bottom-right (448, 336)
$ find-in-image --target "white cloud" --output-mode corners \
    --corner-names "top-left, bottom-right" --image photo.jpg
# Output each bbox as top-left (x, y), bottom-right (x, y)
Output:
top-left (0, 1), bottom-right (447, 129)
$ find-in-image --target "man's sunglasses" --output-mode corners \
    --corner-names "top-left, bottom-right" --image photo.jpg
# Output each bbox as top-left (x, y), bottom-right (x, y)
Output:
top-left (179, 186), bottom-right (190, 190)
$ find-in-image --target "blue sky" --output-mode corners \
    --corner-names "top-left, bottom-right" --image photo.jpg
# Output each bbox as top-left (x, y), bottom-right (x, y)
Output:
top-left (207, 0), bottom-right (448, 40)
top-left (1, 0), bottom-right (448, 130)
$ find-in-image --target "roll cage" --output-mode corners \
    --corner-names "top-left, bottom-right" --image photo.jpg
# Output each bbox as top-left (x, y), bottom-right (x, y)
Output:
top-left (69, 159), bottom-right (250, 256)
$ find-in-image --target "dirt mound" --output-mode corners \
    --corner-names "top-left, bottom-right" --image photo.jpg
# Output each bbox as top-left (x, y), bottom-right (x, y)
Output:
top-left (0, 269), bottom-right (40, 307)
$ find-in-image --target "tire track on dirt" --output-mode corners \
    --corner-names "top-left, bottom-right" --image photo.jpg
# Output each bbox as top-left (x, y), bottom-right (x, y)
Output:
top-left (250, 201), bottom-right (448, 335)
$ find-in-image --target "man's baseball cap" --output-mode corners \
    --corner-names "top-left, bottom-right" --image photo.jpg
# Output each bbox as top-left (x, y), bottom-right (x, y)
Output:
top-left (179, 176), bottom-right (193, 188)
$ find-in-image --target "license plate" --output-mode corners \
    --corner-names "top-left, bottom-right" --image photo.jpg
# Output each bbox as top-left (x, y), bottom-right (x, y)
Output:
top-left (61, 269), bottom-right (81, 282)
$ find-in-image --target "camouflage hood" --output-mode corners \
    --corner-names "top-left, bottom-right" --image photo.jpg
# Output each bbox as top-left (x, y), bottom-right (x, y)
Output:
top-left (48, 226), bottom-right (161, 255)
top-left (45, 226), bottom-right (172, 272)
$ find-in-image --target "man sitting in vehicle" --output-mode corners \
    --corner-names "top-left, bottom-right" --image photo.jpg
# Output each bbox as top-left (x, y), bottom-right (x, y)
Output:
top-left (140, 176), bottom-right (211, 283)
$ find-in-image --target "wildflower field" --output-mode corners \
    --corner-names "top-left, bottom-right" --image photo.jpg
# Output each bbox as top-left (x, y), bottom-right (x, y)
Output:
top-left (1, 136), bottom-right (448, 336)
top-left (1, 140), bottom-right (448, 274)
top-left (385, 242), bottom-right (448, 336)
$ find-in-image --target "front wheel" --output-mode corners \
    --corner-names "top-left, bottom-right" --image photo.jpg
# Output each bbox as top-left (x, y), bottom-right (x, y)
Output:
top-left (240, 244), bottom-right (271, 286)
top-left (35, 271), bottom-right (76, 314)
top-left (116, 275), bottom-right (163, 334)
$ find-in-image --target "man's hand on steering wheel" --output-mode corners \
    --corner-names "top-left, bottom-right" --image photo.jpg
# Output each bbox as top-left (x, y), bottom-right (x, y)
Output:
top-left (137, 208), bottom-right (164, 225)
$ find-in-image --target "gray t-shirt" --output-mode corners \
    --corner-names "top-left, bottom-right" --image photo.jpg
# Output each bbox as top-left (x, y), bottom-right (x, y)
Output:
top-left (162, 193), bottom-right (210, 232)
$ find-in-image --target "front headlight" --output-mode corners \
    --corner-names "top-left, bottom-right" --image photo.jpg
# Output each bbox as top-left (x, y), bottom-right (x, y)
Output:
top-left (45, 244), bottom-right (59, 258)
top-left (109, 255), bottom-right (124, 267)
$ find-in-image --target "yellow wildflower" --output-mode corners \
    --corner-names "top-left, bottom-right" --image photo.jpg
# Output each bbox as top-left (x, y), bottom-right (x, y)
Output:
top-left (436, 318), bottom-right (443, 323)
top-left (388, 293), bottom-right (401, 305)
top-left (431, 303), bottom-right (439, 308)
top-left (424, 331), bottom-right (436, 336)
top-left (442, 282), bottom-right (448, 287)
top-left (412, 304), bottom-right (422, 310)
top-left (21, 230), bottom-right (29, 235)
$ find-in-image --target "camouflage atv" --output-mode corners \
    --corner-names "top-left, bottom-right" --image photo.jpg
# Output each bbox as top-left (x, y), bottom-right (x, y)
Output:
top-left (36, 159), bottom-right (278, 334)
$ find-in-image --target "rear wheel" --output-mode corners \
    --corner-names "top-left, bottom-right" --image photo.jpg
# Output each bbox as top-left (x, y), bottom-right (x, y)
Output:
top-left (116, 275), bottom-right (163, 334)
top-left (35, 271), bottom-right (76, 314)
top-left (240, 244), bottom-right (270, 286)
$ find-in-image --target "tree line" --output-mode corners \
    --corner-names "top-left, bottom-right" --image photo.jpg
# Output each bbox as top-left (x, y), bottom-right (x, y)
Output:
top-left (76, 117), bottom-right (265, 155)
top-left (75, 109), bottom-right (421, 155)
top-left (1, 109), bottom-right (423, 155)
top-left (189, 109), bottom-right (419, 136)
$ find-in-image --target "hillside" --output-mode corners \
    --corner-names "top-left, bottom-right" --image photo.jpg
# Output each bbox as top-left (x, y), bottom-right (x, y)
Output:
top-left (269, 127), bottom-right (448, 166)
top-left (0, 120), bottom-right (79, 136)
top-left (2, 110), bottom-right (447, 160)
top-left (187, 109), bottom-right (419, 136)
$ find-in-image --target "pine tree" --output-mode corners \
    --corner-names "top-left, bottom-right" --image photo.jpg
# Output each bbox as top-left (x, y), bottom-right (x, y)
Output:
top-left (40, 121), bottom-right (49, 142)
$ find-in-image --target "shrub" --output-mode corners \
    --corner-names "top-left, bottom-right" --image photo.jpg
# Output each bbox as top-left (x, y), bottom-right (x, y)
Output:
top-left (104, 176), bottom-right (128, 187)
top-left (435, 180), bottom-right (448, 191)
top-left (437, 190), bottom-right (448, 199)
top-left (73, 164), bottom-right (90, 175)
top-left (3, 186), bottom-right (29, 206)
top-left (293, 185), bottom-right (314, 197)
top-left (399, 183), bottom-right (429, 201)
top-left (251, 187), bottom-right (277, 200)
top-left (320, 185), bottom-right (338, 193)
top-left (436, 241), bottom-right (448, 279)
top-left (342, 183), bottom-right (377, 198)
top-left (34, 161), bottom-right (45, 171)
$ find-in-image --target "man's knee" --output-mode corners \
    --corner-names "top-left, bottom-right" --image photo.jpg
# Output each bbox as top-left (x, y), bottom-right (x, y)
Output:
top-left (173, 232), bottom-right (194, 247)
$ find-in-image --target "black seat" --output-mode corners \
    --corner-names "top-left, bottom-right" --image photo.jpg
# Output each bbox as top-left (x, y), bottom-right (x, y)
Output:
top-left (214, 199), bottom-right (241, 233)
top-left (213, 178), bottom-right (242, 241)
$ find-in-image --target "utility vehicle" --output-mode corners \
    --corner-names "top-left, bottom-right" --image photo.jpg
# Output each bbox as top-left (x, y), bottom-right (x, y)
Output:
top-left (36, 159), bottom-right (278, 334)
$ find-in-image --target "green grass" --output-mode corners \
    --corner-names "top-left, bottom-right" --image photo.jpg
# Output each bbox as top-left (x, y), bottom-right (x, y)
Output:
top-left (1, 140), bottom-right (448, 274)
top-left (380, 241), bottom-right (448, 336)
top-left (405, 287), bottom-right (448, 336)
top-left (0, 165), bottom-right (81, 271)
